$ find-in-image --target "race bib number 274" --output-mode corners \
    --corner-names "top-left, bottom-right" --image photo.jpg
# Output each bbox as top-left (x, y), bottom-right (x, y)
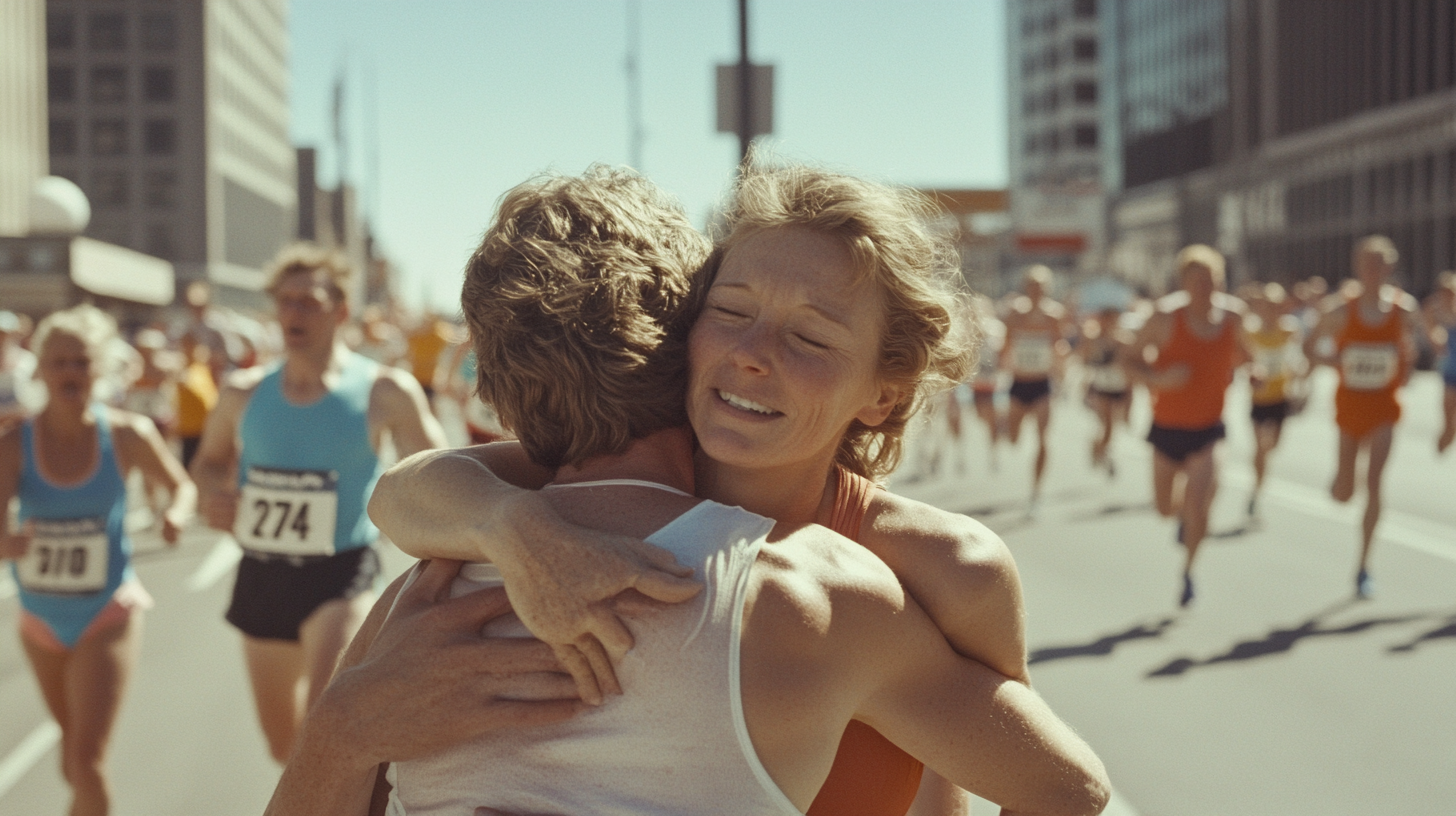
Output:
top-left (235, 467), bottom-right (339, 557)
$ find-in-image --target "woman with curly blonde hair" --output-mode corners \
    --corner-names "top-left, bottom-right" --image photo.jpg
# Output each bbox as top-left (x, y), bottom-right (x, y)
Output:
top-left (367, 162), bottom-right (1078, 815)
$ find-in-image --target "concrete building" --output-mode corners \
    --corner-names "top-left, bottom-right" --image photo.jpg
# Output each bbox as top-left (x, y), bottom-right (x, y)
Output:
top-left (1, 0), bottom-right (173, 321)
top-left (1006, 0), bottom-right (1107, 278)
top-left (919, 189), bottom-right (1013, 297)
top-left (44, 0), bottom-right (293, 310)
top-left (1105, 0), bottom-right (1456, 295)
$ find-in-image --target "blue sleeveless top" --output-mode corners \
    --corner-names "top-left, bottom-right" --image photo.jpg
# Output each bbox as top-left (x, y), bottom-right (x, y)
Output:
top-left (14, 409), bottom-right (134, 648)
top-left (237, 351), bottom-right (381, 554)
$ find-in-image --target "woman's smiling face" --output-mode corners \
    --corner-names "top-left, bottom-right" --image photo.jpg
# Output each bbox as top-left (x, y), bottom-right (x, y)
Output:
top-left (687, 226), bottom-right (900, 473)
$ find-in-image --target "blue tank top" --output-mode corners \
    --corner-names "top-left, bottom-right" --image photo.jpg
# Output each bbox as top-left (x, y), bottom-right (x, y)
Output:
top-left (14, 409), bottom-right (134, 648)
top-left (236, 351), bottom-right (381, 555)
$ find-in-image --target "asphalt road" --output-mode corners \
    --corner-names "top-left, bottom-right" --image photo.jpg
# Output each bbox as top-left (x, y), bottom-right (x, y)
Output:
top-left (894, 368), bottom-right (1456, 816)
top-left (0, 371), bottom-right (1452, 815)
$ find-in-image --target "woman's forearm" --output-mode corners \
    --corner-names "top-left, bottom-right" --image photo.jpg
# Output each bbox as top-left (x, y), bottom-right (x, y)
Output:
top-left (369, 444), bottom-right (553, 562)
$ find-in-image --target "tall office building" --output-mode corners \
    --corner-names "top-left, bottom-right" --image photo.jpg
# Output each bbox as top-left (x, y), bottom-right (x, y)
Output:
top-left (1007, 0), bottom-right (1106, 274)
top-left (45, 0), bottom-right (293, 307)
top-left (1106, 0), bottom-right (1456, 294)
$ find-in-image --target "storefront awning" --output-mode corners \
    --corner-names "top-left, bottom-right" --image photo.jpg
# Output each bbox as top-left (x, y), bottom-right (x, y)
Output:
top-left (69, 237), bottom-right (175, 306)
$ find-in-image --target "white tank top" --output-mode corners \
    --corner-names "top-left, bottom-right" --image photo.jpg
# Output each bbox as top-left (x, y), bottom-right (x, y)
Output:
top-left (385, 482), bottom-right (798, 816)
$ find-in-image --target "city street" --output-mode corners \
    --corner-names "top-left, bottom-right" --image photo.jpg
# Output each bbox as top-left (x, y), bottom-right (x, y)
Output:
top-left (1, 369), bottom-right (1453, 815)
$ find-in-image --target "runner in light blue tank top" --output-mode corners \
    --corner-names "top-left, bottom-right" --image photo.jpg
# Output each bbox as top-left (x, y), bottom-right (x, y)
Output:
top-left (235, 350), bottom-right (382, 556)
top-left (14, 408), bottom-right (132, 647)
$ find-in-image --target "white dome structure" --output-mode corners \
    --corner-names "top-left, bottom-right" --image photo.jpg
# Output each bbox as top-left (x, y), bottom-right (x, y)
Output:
top-left (29, 176), bottom-right (91, 236)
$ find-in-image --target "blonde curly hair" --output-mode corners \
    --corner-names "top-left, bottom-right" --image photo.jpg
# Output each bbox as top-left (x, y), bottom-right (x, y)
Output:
top-left (703, 161), bottom-right (979, 481)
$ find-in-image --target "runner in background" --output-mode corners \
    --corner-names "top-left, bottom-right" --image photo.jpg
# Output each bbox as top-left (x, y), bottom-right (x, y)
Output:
top-left (1242, 283), bottom-right (1308, 517)
top-left (1077, 281), bottom-right (1134, 479)
top-left (1000, 265), bottom-right (1071, 514)
top-left (354, 304), bottom-right (407, 367)
top-left (1123, 245), bottom-right (1248, 607)
top-left (1304, 236), bottom-right (1420, 598)
top-left (0, 310), bottom-right (39, 432)
top-left (0, 304), bottom-right (194, 816)
top-left (405, 313), bottom-right (455, 405)
top-left (123, 328), bottom-right (182, 525)
top-left (173, 336), bottom-right (218, 470)
top-left (1423, 271), bottom-right (1456, 453)
top-left (968, 294), bottom-right (1004, 471)
top-left (190, 244), bottom-right (446, 764)
top-left (440, 339), bottom-right (511, 444)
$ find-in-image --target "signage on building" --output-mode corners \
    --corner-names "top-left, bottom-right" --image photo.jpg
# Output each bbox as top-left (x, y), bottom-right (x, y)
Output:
top-left (1011, 183), bottom-right (1103, 255)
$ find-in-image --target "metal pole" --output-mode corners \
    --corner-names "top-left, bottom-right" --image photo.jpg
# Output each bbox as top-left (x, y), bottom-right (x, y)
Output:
top-left (626, 0), bottom-right (644, 170)
top-left (738, 0), bottom-right (751, 165)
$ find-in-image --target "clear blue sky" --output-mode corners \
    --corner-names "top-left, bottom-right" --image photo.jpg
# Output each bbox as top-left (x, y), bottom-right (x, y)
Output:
top-left (289, 0), bottom-right (1009, 313)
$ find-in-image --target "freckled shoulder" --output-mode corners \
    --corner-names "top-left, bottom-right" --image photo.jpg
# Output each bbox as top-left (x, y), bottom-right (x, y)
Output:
top-left (863, 490), bottom-right (1014, 582)
top-left (753, 523), bottom-right (907, 646)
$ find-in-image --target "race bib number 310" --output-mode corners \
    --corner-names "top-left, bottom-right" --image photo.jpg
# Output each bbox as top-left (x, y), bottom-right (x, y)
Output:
top-left (235, 467), bottom-right (339, 557)
top-left (18, 518), bottom-right (109, 595)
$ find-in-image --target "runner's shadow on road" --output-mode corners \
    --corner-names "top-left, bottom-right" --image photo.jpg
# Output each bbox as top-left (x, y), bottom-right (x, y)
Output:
top-left (1387, 612), bottom-right (1456, 653)
top-left (1029, 617), bottom-right (1177, 666)
top-left (1063, 500), bottom-right (1154, 523)
top-left (1147, 600), bottom-right (1442, 678)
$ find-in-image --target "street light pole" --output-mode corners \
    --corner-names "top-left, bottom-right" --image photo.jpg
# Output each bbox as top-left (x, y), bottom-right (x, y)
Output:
top-left (738, 0), bottom-right (751, 165)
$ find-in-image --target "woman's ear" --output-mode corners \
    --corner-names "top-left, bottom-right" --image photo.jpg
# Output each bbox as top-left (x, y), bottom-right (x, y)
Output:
top-left (856, 382), bottom-right (905, 428)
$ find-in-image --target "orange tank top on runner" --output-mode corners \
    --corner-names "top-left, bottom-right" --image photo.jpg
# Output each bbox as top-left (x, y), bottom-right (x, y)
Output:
top-left (1151, 307), bottom-right (1241, 430)
top-left (807, 466), bottom-right (925, 816)
top-left (1334, 297), bottom-right (1406, 439)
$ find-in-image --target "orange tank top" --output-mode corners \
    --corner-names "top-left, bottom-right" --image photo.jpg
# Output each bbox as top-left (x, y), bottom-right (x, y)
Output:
top-left (806, 466), bottom-right (926, 816)
top-left (1333, 297), bottom-right (1406, 436)
top-left (1151, 307), bottom-right (1240, 430)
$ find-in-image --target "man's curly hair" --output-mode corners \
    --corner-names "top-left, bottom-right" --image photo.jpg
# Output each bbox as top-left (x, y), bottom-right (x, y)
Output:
top-left (461, 166), bottom-right (710, 469)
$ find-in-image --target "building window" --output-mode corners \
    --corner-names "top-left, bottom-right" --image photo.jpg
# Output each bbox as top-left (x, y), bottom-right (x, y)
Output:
top-left (1074, 0), bottom-right (1097, 18)
top-left (48, 67), bottom-right (76, 103)
top-left (1073, 38), bottom-right (1097, 62)
top-left (143, 171), bottom-right (178, 208)
top-left (47, 13), bottom-right (75, 50)
top-left (1073, 81), bottom-right (1097, 104)
top-left (92, 170), bottom-right (129, 208)
top-left (1024, 134), bottom-right (1039, 154)
top-left (92, 119), bottom-right (128, 155)
top-left (144, 119), bottom-right (177, 155)
top-left (89, 12), bottom-right (127, 51)
top-left (145, 224), bottom-right (175, 259)
top-left (140, 12), bottom-right (178, 51)
top-left (50, 120), bottom-right (77, 156)
top-left (91, 66), bottom-right (127, 104)
top-left (143, 67), bottom-right (175, 102)
top-left (1074, 124), bottom-right (1099, 148)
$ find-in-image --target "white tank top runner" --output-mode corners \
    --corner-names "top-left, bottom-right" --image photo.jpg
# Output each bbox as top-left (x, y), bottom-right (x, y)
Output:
top-left (386, 484), bottom-right (797, 816)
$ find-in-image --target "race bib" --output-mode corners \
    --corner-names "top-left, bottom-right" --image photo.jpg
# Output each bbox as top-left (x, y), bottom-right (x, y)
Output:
top-left (1089, 365), bottom-right (1128, 393)
top-left (17, 517), bottom-right (109, 595)
top-left (235, 467), bottom-right (339, 557)
top-left (1011, 336), bottom-right (1055, 375)
top-left (1255, 347), bottom-right (1289, 380)
top-left (1340, 343), bottom-right (1399, 391)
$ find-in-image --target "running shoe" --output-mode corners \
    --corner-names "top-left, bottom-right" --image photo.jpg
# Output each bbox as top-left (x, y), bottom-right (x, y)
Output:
top-left (1179, 573), bottom-right (1195, 608)
top-left (1355, 569), bottom-right (1374, 600)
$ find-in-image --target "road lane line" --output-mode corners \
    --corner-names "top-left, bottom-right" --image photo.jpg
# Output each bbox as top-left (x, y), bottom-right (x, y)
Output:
top-left (0, 721), bottom-right (60, 799)
top-left (185, 535), bottom-right (243, 592)
top-left (1224, 472), bottom-right (1456, 564)
top-left (0, 571), bottom-right (14, 600)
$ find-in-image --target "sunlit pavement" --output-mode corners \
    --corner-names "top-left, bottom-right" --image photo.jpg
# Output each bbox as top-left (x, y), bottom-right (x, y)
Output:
top-left (893, 368), bottom-right (1456, 816)
top-left (1, 375), bottom-right (1452, 814)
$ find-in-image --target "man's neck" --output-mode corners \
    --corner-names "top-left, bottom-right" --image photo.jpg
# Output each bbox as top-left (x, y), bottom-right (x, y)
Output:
top-left (551, 426), bottom-right (696, 495)
top-left (284, 341), bottom-right (348, 385)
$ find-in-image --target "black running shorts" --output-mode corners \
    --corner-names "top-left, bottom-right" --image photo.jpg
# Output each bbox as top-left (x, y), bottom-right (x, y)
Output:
top-left (1009, 378), bottom-right (1052, 406)
top-left (1147, 422), bottom-right (1225, 463)
top-left (225, 545), bottom-right (381, 641)
top-left (1250, 400), bottom-right (1290, 426)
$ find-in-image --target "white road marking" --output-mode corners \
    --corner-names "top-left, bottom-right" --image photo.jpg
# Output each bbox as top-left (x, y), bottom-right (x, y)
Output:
top-left (0, 571), bottom-right (14, 600)
top-left (0, 721), bottom-right (60, 799)
top-left (1224, 471), bottom-right (1456, 564)
top-left (185, 535), bottom-right (243, 592)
